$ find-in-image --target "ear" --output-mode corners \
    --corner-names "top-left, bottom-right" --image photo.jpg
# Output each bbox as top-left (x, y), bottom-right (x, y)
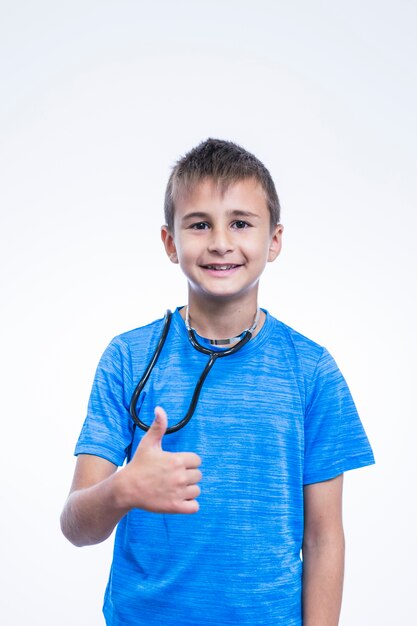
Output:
top-left (161, 225), bottom-right (178, 263)
top-left (267, 224), bottom-right (283, 263)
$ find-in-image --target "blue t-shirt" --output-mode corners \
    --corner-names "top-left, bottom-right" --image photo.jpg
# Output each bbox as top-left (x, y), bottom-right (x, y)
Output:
top-left (75, 308), bottom-right (374, 626)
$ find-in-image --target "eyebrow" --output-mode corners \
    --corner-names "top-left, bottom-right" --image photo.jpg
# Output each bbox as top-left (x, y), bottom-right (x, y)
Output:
top-left (182, 210), bottom-right (260, 223)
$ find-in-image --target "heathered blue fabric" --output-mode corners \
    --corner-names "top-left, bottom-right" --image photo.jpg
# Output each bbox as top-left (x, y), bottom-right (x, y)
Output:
top-left (75, 308), bottom-right (374, 625)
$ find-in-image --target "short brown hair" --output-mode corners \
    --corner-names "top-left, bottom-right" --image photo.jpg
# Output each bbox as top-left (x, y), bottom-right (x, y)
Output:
top-left (164, 138), bottom-right (280, 231)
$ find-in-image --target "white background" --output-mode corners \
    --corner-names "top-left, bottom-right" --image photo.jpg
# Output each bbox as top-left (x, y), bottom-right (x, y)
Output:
top-left (1, 1), bottom-right (416, 624)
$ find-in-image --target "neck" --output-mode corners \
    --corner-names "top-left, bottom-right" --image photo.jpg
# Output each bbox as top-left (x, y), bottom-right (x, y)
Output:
top-left (181, 293), bottom-right (265, 340)
top-left (185, 306), bottom-right (260, 345)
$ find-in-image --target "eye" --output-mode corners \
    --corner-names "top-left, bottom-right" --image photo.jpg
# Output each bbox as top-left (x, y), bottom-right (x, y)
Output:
top-left (232, 220), bottom-right (250, 229)
top-left (190, 222), bottom-right (210, 230)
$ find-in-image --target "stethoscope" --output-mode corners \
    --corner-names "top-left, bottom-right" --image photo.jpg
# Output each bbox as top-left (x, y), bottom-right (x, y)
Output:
top-left (129, 308), bottom-right (260, 434)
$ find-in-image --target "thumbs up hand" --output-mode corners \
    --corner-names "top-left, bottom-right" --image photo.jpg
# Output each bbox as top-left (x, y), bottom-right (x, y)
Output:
top-left (119, 407), bottom-right (202, 514)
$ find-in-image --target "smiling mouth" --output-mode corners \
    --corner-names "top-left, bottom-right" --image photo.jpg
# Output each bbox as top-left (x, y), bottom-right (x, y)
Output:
top-left (202, 264), bottom-right (241, 270)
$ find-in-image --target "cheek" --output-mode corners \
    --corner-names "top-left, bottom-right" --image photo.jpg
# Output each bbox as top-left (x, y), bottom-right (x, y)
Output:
top-left (245, 237), bottom-right (271, 260)
top-left (175, 239), bottom-right (200, 264)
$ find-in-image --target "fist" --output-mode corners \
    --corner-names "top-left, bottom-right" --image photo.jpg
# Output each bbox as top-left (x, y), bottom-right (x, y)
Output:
top-left (121, 406), bottom-right (202, 514)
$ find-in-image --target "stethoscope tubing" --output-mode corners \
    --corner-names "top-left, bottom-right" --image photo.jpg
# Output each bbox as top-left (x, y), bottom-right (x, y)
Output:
top-left (129, 310), bottom-right (253, 434)
top-left (129, 310), bottom-right (172, 431)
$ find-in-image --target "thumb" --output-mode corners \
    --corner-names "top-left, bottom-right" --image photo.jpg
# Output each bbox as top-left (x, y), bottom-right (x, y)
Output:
top-left (141, 406), bottom-right (168, 448)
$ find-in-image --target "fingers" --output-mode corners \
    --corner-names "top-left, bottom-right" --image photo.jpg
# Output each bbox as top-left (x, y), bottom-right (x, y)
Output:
top-left (177, 499), bottom-right (200, 514)
top-left (176, 451), bottom-right (202, 469)
top-left (184, 483), bottom-right (201, 500)
top-left (185, 469), bottom-right (202, 486)
top-left (140, 406), bottom-right (168, 448)
top-left (153, 405), bottom-right (168, 433)
top-left (175, 485), bottom-right (201, 514)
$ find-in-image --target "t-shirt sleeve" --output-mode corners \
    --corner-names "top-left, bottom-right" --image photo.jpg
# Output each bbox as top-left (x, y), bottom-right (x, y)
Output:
top-left (74, 337), bottom-right (134, 466)
top-left (303, 347), bottom-right (375, 485)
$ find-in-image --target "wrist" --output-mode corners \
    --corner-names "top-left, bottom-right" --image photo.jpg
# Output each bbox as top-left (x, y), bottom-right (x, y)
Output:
top-left (109, 466), bottom-right (135, 514)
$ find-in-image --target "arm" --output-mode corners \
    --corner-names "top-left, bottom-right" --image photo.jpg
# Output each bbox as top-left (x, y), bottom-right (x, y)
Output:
top-left (302, 474), bottom-right (345, 626)
top-left (60, 407), bottom-right (202, 547)
top-left (60, 454), bottom-right (128, 547)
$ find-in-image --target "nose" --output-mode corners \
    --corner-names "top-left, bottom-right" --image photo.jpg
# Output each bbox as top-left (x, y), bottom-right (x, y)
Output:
top-left (207, 226), bottom-right (234, 255)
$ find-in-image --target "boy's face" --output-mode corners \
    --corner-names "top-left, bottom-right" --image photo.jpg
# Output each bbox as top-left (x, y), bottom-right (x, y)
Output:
top-left (161, 177), bottom-right (283, 305)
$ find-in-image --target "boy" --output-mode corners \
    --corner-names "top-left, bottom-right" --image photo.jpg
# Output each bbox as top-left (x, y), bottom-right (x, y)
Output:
top-left (61, 138), bottom-right (374, 625)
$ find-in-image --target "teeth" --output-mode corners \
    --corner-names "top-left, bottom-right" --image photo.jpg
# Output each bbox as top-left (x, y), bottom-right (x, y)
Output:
top-left (206, 265), bottom-right (235, 270)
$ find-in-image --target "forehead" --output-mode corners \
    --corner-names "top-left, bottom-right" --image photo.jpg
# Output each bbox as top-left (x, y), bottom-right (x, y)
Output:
top-left (173, 177), bottom-right (269, 218)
